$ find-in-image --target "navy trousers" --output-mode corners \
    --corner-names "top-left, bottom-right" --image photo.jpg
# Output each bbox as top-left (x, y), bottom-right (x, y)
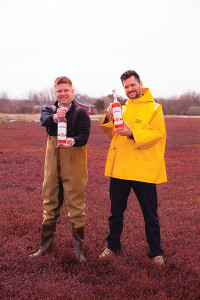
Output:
top-left (106, 177), bottom-right (163, 258)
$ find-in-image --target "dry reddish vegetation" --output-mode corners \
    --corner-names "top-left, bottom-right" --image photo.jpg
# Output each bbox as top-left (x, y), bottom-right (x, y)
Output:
top-left (0, 118), bottom-right (200, 299)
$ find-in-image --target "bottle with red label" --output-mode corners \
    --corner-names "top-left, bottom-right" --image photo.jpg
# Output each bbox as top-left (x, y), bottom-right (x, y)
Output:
top-left (111, 90), bottom-right (124, 132)
top-left (57, 108), bottom-right (67, 147)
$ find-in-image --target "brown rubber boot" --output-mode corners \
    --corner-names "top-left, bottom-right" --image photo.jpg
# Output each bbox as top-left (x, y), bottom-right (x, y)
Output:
top-left (72, 225), bottom-right (86, 263)
top-left (29, 224), bottom-right (56, 258)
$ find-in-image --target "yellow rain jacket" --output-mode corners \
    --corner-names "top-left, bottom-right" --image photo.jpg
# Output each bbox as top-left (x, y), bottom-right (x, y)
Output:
top-left (101, 88), bottom-right (167, 184)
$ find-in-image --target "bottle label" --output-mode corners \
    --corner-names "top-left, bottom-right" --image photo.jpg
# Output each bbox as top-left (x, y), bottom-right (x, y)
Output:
top-left (114, 118), bottom-right (123, 125)
top-left (58, 122), bottom-right (67, 140)
top-left (113, 107), bottom-right (123, 125)
top-left (113, 107), bottom-right (121, 113)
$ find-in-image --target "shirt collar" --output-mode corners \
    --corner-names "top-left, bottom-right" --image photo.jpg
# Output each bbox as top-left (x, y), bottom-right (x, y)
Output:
top-left (57, 102), bottom-right (72, 112)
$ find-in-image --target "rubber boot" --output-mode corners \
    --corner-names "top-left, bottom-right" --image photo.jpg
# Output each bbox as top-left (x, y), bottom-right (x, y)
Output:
top-left (72, 225), bottom-right (86, 263)
top-left (29, 224), bottom-right (56, 258)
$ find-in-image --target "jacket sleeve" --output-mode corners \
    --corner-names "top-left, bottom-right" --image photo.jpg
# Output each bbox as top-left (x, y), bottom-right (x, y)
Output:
top-left (73, 108), bottom-right (91, 147)
top-left (100, 114), bottom-right (115, 139)
top-left (40, 106), bottom-right (56, 127)
top-left (132, 105), bottom-right (166, 149)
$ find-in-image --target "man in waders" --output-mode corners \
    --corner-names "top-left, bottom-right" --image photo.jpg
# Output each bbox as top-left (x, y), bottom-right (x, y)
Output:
top-left (29, 76), bottom-right (91, 262)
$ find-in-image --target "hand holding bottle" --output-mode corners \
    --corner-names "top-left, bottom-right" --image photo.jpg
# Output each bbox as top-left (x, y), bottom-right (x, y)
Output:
top-left (64, 138), bottom-right (74, 148)
top-left (115, 122), bottom-right (133, 137)
top-left (54, 107), bottom-right (67, 122)
top-left (107, 104), bottom-right (113, 121)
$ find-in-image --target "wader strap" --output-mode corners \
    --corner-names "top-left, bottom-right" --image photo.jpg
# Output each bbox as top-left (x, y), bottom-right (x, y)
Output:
top-left (57, 147), bottom-right (62, 183)
top-left (72, 106), bottom-right (80, 130)
top-left (56, 147), bottom-right (64, 210)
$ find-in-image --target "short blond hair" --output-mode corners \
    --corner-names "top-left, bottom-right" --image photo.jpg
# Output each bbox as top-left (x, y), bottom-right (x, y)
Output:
top-left (54, 76), bottom-right (72, 88)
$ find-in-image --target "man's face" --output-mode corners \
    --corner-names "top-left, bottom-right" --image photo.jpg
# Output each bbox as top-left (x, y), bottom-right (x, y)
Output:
top-left (54, 83), bottom-right (74, 107)
top-left (122, 76), bottom-right (142, 99)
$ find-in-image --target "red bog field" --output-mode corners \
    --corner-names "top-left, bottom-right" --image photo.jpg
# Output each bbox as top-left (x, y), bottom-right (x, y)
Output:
top-left (0, 118), bottom-right (200, 299)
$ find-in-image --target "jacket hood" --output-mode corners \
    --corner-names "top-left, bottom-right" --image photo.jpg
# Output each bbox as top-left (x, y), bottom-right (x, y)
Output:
top-left (125, 88), bottom-right (154, 105)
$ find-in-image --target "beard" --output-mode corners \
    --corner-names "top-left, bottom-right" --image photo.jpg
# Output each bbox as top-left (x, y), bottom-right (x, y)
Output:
top-left (126, 89), bottom-right (141, 99)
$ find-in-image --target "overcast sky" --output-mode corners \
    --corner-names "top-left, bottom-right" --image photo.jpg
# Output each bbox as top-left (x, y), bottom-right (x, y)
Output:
top-left (0, 0), bottom-right (199, 100)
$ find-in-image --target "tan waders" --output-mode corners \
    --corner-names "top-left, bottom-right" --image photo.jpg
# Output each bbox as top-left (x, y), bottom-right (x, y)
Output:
top-left (29, 137), bottom-right (88, 262)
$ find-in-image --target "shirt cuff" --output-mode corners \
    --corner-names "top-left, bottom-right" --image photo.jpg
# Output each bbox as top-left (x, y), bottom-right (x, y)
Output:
top-left (53, 115), bottom-right (58, 123)
top-left (71, 138), bottom-right (75, 146)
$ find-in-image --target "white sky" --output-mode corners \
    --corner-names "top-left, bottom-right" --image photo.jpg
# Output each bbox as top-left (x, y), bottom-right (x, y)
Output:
top-left (0, 0), bottom-right (199, 99)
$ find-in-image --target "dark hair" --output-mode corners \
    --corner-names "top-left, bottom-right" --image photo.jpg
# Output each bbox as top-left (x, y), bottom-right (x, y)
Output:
top-left (120, 70), bottom-right (140, 84)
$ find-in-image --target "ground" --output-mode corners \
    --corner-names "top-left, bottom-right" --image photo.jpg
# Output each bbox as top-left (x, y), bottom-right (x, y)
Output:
top-left (0, 117), bottom-right (200, 299)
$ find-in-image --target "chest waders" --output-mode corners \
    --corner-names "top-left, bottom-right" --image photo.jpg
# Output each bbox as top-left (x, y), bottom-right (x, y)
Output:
top-left (30, 107), bottom-right (86, 262)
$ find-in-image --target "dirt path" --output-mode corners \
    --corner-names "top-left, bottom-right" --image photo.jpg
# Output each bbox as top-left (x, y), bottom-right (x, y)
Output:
top-left (0, 113), bottom-right (199, 123)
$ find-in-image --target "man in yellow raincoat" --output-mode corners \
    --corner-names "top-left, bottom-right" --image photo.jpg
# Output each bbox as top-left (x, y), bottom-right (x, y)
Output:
top-left (100, 70), bottom-right (167, 265)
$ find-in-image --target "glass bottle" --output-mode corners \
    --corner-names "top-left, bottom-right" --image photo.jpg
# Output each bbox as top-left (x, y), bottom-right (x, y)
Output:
top-left (111, 90), bottom-right (124, 132)
top-left (57, 108), bottom-right (67, 147)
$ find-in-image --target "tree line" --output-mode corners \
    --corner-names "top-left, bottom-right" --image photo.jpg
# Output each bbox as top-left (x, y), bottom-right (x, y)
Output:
top-left (0, 90), bottom-right (200, 115)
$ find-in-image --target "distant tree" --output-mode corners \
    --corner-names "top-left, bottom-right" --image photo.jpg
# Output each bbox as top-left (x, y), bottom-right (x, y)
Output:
top-left (0, 99), bottom-right (8, 113)
top-left (156, 91), bottom-right (200, 115)
top-left (0, 92), bottom-right (8, 100)
top-left (94, 99), bottom-right (105, 113)
top-left (27, 91), bottom-right (41, 105)
top-left (187, 106), bottom-right (200, 115)
top-left (0, 90), bottom-right (200, 115)
top-left (107, 94), bottom-right (113, 99)
top-left (118, 97), bottom-right (126, 105)
top-left (41, 88), bottom-right (55, 104)
top-left (27, 88), bottom-right (55, 105)
top-left (107, 94), bottom-right (126, 105)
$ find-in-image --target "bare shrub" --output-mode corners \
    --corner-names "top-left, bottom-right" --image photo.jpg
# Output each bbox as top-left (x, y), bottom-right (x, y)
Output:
top-left (187, 106), bottom-right (200, 115)
top-left (156, 91), bottom-right (200, 115)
